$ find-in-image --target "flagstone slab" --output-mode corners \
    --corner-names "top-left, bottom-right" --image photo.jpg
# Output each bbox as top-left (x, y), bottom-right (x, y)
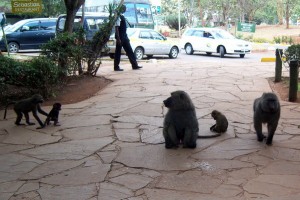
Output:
top-left (98, 182), bottom-right (134, 200)
top-left (110, 174), bottom-right (153, 190)
top-left (140, 125), bottom-right (164, 144)
top-left (115, 145), bottom-right (200, 171)
top-left (192, 138), bottom-right (261, 160)
top-left (113, 115), bottom-right (162, 127)
top-left (3, 127), bottom-right (61, 145)
top-left (20, 137), bottom-right (114, 160)
top-left (60, 125), bottom-right (113, 140)
top-left (0, 144), bottom-right (34, 155)
top-left (16, 182), bottom-right (39, 194)
top-left (61, 115), bottom-right (111, 128)
top-left (38, 185), bottom-right (96, 200)
top-left (21, 160), bottom-right (85, 180)
top-left (115, 129), bottom-right (140, 142)
top-left (40, 164), bottom-right (110, 185)
top-left (156, 171), bottom-right (222, 193)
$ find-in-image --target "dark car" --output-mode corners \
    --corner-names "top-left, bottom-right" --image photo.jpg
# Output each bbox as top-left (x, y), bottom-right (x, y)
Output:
top-left (56, 12), bottom-right (108, 41)
top-left (0, 18), bottom-right (57, 53)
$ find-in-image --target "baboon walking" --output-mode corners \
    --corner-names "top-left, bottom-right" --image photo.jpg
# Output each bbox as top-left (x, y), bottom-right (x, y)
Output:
top-left (253, 92), bottom-right (280, 145)
top-left (3, 94), bottom-right (48, 129)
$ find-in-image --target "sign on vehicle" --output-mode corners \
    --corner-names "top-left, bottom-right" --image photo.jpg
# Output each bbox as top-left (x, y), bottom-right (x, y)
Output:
top-left (11, 0), bottom-right (42, 14)
top-left (237, 22), bottom-right (256, 33)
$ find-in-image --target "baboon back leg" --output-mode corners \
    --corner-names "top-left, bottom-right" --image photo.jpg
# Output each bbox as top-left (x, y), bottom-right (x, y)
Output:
top-left (254, 118), bottom-right (265, 142)
top-left (164, 125), bottom-right (179, 149)
top-left (183, 128), bottom-right (197, 149)
top-left (24, 112), bottom-right (35, 125)
top-left (15, 112), bottom-right (25, 125)
top-left (266, 122), bottom-right (278, 145)
top-left (32, 112), bottom-right (44, 127)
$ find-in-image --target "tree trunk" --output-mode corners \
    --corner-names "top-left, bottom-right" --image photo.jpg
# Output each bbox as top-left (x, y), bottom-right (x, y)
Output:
top-left (198, 0), bottom-right (204, 26)
top-left (286, 2), bottom-right (289, 29)
top-left (63, 0), bottom-right (85, 33)
top-left (277, 0), bottom-right (284, 25)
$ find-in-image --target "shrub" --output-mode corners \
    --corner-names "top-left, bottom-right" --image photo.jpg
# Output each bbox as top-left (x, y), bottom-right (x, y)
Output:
top-left (165, 14), bottom-right (187, 31)
top-left (0, 56), bottom-right (62, 103)
top-left (284, 44), bottom-right (300, 61)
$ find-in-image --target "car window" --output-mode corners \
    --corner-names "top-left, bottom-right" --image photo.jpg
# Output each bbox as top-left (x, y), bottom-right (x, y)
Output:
top-left (150, 31), bottom-right (164, 40)
top-left (40, 20), bottom-right (56, 30)
top-left (203, 31), bottom-right (212, 38)
top-left (23, 21), bottom-right (40, 31)
top-left (193, 30), bottom-right (203, 37)
top-left (127, 28), bottom-right (136, 37)
top-left (140, 31), bottom-right (152, 39)
top-left (212, 29), bottom-right (235, 39)
top-left (86, 18), bottom-right (97, 30)
top-left (184, 29), bottom-right (195, 36)
top-left (95, 18), bottom-right (106, 29)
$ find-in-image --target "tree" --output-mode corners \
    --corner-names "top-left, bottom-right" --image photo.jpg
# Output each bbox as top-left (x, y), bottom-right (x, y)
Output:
top-left (277, 0), bottom-right (284, 24)
top-left (63, 0), bottom-right (85, 33)
top-left (42, 0), bottom-right (65, 17)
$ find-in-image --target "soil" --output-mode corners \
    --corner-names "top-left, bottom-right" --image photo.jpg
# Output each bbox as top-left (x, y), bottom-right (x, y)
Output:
top-left (43, 75), bottom-right (112, 106)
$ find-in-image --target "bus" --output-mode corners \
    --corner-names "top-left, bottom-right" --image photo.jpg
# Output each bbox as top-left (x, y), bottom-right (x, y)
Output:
top-left (84, 0), bottom-right (154, 29)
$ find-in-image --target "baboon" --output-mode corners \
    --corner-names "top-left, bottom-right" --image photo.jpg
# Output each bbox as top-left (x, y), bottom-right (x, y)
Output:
top-left (43, 103), bottom-right (61, 127)
top-left (253, 92), bottom-right (280, 145)
top-left (3, 94), bottom-right (48, 129)
top-left (163, 90), bottom-right (199, 149)
top-left (210, 110), bottom-right (228, 134)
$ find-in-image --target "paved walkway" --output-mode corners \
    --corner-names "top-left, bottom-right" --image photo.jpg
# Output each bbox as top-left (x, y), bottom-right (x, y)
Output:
top-left (1, 55), bottom-right (300, 200)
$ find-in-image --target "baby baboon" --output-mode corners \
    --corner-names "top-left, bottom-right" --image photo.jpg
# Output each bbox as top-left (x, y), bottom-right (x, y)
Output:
top-left (163, 90), bottom-right (199, 149)
top-left (210, 110), bottom-right (228, 134)
top-left (253, 92), bottom-right (280, 145)
top-left (3, 94), bottom-right (48, 129)
top-left (43, 103), bottom-right (61, 127)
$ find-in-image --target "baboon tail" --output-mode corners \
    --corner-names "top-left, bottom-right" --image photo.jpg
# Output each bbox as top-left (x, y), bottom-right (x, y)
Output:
top-left (198, 132), bottom-right (222, 138)
top-left (3, 102), bottom-right (16, 119)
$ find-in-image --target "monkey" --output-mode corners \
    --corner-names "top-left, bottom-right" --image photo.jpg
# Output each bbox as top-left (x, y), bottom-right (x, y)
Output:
top-left (163, 91), bottom-right (228, 149)
top-left (210, 110), bottom-right (228, 134)
top-left (163, 90), bottom-right (199, 149)
top-left (253, 92), bottom-right (280, 145)
top-left (3, 94), bottom-right (48, 129)
top-left (43, 102), bottom-right (61, 127)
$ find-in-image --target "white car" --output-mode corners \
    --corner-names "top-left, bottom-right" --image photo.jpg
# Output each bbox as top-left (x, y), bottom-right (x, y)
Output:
top-left (180, 28), bottom-right (251, 58)
top-left (107, 28), bottom-right (179, 59)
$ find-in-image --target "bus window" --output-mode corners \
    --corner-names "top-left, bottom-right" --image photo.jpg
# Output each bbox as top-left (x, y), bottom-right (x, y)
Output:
top-left (124, 3), bottom-right (137, 25)
top-left (136, 3), bottom-right (152, 24)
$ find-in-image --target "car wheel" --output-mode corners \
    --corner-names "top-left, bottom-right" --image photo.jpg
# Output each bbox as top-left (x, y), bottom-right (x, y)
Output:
top-left (8, 42), bottom-right (19, 53)
top-left (185, 44), bottom-right (194, 55)
top-left (109, 53), bottom-right (115, 59)
top-left (240, 54), bottom-right (245, 58)
top-left (134, 47), bottom-right (144, 60)
top-left (206, 52), bottom-right (212, 55)
top-left (219, 46), bottom-right (225, 58)
top-left (169, 46), bottom-right (179, 58)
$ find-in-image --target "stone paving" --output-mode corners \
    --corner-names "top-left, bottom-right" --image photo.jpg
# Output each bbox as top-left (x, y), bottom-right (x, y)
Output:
top-left (1, 55), bottom-right (300, 200)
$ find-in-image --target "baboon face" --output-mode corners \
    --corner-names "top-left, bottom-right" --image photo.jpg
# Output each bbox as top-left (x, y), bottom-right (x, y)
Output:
top-left (261, 93), bottom-right (279, 113)
top-left (32, 94), bottom-right (44, 104)
top-left (163, 90), bottom-right (194, 110)
top-left (53, 103), bottom-right (61, 110)
top-left (211, 110), bottom-right (220, 119)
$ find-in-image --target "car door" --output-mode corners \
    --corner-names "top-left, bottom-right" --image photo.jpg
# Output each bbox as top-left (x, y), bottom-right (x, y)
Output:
top-left (150, 30), bottom-right (170, 54)
top-left (136, 30), bottom-right (155, 54)
top-left (18, 20), bottom-right (41, 49)
top-left (201, 31), bottom-right (215, 52)
top-left (190, 30), bottom-right (204, 51)
top-left (38, 20), bottom-right (56, 45)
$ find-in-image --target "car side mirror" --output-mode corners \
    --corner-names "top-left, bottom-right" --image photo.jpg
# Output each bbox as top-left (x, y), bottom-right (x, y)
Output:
top-left (21, 26), bottom-right (29, 31)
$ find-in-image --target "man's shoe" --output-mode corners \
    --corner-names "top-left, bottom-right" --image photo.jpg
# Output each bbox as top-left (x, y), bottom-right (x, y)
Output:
top-left (132, 66), bottom-right (142, 70)
top-left (114, 68), bottom-right (124, 71)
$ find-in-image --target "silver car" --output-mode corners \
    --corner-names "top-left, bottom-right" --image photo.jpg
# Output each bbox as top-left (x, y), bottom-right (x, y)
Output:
top-left (107, 28), bottom-right (179, 59)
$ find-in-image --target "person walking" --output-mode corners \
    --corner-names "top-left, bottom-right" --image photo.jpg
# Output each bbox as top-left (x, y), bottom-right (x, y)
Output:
top-left (114, 4), bottom-right (142, 71)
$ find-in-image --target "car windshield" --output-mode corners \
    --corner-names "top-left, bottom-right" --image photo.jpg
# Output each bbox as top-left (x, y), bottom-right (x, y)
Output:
top-left (212, 29), bottom-right (235, 39)
top-left (127, 28), bottom-right (137, 37)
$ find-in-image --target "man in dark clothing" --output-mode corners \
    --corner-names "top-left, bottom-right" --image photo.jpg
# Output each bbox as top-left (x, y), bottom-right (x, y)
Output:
top-left (114, 4), bottom-right (142, 71)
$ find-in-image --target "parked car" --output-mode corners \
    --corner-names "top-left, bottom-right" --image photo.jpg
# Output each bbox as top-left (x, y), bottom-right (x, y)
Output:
top-left (180, 28), bottom-right (251, 58)
top-left (56, 12), bottom-right (108, 41)
top-left (0, 18), bottom-right (57, 53)
top-left (107, 28), bottom-right (180, 59)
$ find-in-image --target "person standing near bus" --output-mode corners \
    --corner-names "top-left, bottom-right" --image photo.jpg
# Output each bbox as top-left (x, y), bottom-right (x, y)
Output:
top-left (114, 4), bottom-right (142, 71)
